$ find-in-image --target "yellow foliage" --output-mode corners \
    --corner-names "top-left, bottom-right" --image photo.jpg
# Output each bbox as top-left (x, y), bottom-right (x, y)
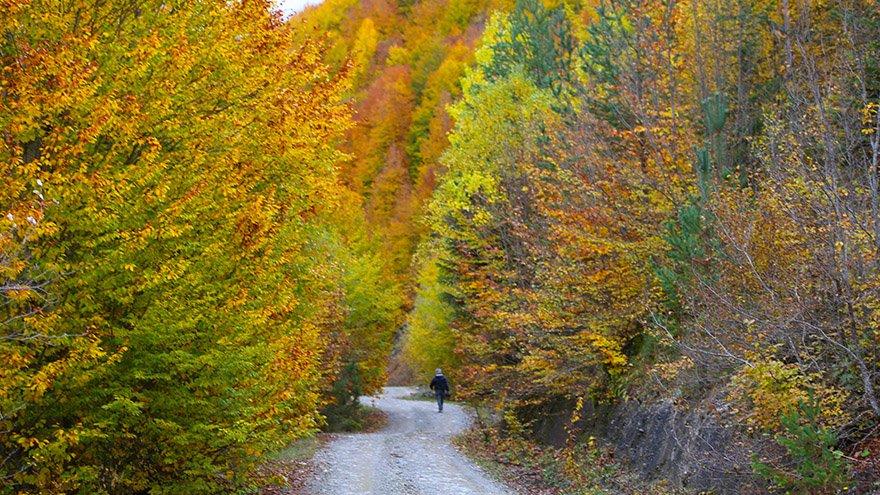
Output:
top-left (730, 357), bottom-right (850, 432)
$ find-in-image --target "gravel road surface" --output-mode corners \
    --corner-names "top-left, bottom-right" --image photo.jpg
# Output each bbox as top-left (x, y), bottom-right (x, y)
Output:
top-left (305, 386), bottom-right (512, 495)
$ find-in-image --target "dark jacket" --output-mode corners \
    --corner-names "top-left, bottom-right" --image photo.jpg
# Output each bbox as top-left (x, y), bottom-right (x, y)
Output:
top-left (430, 374), bottom-right (449, 395)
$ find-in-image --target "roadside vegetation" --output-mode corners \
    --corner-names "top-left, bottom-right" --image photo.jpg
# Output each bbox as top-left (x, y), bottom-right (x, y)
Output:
top-left (456, 423), bottom-right (687, 495)
top-left (2, 1), bottom-right (400, 492)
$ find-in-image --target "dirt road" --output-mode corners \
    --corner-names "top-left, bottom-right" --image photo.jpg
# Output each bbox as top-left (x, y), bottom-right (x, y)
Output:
top-left (305, 387), bottom-right (511, 495)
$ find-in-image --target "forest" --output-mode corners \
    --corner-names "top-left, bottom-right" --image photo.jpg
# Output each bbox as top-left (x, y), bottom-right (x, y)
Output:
top-left (2, 0), bottom-right (879, 493)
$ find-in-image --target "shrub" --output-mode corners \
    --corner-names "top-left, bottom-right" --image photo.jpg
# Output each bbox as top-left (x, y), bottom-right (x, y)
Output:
top-left (731, 357), bottom-right (849, 432)
top-left (752, 398), bottom-right (850, 494)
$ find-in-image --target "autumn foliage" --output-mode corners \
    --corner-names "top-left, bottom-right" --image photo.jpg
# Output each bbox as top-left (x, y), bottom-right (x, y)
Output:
top-left (4, 0), bottom-right (880, 492)
top-left (383, 0), bottom-right (880, 491)
top-left (1, 0), bottom-right (399, 492)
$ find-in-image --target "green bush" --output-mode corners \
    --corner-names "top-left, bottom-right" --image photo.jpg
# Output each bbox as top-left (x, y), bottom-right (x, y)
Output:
top-left (752, 398), bottom-right (849, 494)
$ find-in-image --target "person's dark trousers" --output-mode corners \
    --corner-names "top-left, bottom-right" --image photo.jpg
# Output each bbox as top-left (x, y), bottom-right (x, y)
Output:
top-left (435, 391), bottom-right (444, 412)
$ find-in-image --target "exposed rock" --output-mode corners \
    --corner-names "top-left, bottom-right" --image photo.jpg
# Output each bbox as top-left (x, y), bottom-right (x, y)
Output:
top-left (604, 398), bottom-right (762, 494)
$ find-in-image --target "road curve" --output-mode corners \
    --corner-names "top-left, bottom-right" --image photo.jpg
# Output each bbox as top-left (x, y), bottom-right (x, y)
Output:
top-left (305, 386), bottom-right (512, 495)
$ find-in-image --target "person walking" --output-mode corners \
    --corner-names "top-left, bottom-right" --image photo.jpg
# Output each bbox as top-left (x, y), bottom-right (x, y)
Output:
top-left (429, 368), bottom-right (450, 413)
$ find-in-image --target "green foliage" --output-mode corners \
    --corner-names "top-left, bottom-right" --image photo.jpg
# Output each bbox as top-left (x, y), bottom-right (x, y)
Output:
top-left (579, 4), bottom-right (635, 128)
top-left (655, 91), bottom-right (730, 320)
top-left (653, 204), bottom-right (706, 316)
top-left (697, 92), bottom-right (731, 191)
top-left (752, 399), bottom-right (850, 494)
top-left (430, 68), bottom-right (556, 239)
top-left (664, 204), bottom-right (710, 268)
top-left (486, 0), bottom-right (580, 108)
top-left (322, 362), bottom-right (367, 432)
top-left (403, 247), bottom-right (458, 379)
top-left (336, 223), bottom-right (404, 393)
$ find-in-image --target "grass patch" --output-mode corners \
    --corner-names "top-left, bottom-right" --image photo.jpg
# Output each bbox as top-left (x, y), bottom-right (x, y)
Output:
top-left (270, 436), bottom-right (322, 463)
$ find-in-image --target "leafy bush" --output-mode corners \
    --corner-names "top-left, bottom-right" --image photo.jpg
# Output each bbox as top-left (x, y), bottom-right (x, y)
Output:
top-left (752, 399), bottom-right (850, 494)
top-left (322, 363), bottom-right (366, 432)
top-left (731, 358), bottom-right (849, 432)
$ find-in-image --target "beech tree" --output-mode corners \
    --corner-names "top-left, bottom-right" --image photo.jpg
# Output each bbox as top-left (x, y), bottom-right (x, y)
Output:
top-left (1, 1), bottom-right (399, 492)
